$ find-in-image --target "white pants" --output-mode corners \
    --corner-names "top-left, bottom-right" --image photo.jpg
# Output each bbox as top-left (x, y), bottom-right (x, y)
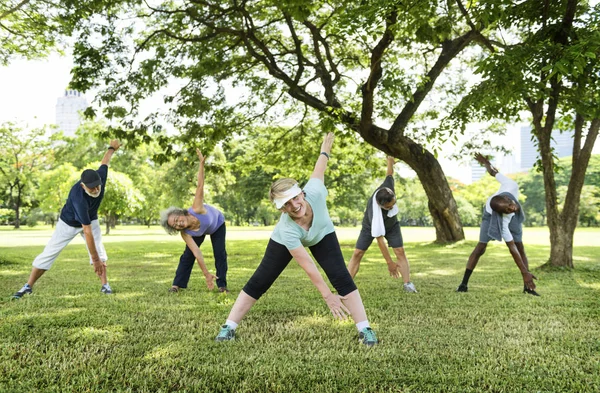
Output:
top-left (32, 218), bottom-right (108, 270)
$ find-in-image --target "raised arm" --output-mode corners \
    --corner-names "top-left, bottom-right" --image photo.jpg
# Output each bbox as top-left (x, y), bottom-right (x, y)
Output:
top-left (192, 149), bottom-right (207, 214)
top-left (474, 153), bottom-right (499, 177)
top-left (100, 139), bottom-right (121, 166)
top-left (386, 156), bottom-right (395, 176)
top-left (310, 132), bottom-right (334, 181)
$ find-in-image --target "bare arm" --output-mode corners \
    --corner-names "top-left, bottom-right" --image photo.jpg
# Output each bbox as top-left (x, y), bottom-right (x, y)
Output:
top-left (506, 240), bottom-right (536, 290)
top-left (82, 224), bottom-right (105, 277)
top-left (181, 231), bottom-right (216, 289)
top-left (386, 155), bottom-right (395, 176)
top-left (474, 153), bottom-right (499, 177)
top-left (376, 236), bottom-right (399, 278)
top-left (191, 149), bottom-right (207, 214)
top-left (310, 132), bottom-right (334, 181)
top-left (101, 140), bottom-right (121, 166)
top-left (289, 246), bottom-right (350, 319)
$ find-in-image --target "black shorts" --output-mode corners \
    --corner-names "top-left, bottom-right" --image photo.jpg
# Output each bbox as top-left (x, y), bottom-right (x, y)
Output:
top-left (355, 222), bottom-right (404, 250)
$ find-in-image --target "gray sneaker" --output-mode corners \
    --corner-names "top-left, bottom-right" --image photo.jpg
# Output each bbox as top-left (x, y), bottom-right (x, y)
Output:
top-left (12, 284), bottom-right (33, 299)
top-left (215, 325), bottom-right (236, 342)
top-left (101, 284), bottom-right (113, 294)
top-left (403, 282), bottom-right (417, 293)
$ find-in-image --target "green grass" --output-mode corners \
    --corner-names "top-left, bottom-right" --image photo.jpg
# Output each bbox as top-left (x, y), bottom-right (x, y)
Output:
top-left (1, 227), bottom-right (599, 392)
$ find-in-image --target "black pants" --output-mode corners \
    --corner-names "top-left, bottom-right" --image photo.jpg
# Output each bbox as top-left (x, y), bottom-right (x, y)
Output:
top-left (172, 223), bottom-right (228, 288)
top-left (243, 232), bottom-right (357, 299)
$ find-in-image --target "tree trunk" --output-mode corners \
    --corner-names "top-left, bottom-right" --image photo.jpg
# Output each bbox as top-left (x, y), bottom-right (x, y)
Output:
top-left (548, 225), bottom-right (574, 269)
top-left (105, 215), bottom-right (111, 235)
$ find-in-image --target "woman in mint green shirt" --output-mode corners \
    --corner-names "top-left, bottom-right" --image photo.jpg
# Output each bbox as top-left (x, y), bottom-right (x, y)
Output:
top-left (215, 133), bottom-right (378, 346)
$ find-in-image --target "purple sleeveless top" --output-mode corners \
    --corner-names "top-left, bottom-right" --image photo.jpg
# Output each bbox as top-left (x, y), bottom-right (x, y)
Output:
top-left (184, 205), bottom-right (225, 237)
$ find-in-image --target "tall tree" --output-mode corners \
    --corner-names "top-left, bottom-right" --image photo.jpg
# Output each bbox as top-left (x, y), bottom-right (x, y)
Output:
top-left (450, 0), bottom-right (600, 267)
top-left (0, 122), bottom-right (51, 228)
top-left (68, 0), bottom-right (507, 243)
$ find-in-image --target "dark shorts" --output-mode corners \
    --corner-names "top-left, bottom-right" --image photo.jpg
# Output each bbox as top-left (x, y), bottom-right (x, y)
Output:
top-left (355, 222), bottom-right (404, 250)
top-left (243, 232), bottom-right (357, 300)
top-left (478, 208), bottom-right (523, 243)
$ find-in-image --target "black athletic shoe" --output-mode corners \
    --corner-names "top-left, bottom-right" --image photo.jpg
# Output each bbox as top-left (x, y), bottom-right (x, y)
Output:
top-left (456, 284), bottom-right (468, 292)
top-left (523, 287), bottom-right (541, 296)
top-left (12, 284), bottom-right (33, 299)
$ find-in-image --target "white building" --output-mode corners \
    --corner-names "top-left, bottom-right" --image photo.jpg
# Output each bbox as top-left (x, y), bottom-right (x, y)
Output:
top-left (55, 90), bottom-right (88, 137)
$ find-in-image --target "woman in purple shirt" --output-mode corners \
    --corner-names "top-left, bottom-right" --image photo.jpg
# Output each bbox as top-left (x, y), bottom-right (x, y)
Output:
top-left (160, 149), bottom-right (228, 293)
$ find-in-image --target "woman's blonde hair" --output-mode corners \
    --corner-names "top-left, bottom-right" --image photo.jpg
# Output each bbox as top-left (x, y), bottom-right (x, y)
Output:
top-left (269, 178), bottom-right (299, 203)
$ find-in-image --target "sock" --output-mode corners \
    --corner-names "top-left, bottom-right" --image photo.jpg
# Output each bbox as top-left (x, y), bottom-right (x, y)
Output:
top-left (225, 320), bottom-right (238, 330)
top-left (461, 269), bottom-right (473, 286)
top-left (355, 320), bottom-right (370, 331)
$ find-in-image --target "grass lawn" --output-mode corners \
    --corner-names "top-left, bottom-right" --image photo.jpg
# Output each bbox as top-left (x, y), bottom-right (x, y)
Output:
top-left (1, 226), bottom-right (599, 392)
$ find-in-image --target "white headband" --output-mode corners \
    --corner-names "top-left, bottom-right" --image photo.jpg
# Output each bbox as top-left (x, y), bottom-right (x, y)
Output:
top-left (273, 184), bottom-right (303, 209)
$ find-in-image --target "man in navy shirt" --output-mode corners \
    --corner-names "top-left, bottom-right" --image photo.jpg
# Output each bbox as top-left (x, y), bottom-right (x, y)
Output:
top-left (12, 140), bottom-right (121, 299)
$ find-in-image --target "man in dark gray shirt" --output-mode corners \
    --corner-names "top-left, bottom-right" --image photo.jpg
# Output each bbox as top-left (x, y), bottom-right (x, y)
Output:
top-left (347, 156), bottom-right (417, 293)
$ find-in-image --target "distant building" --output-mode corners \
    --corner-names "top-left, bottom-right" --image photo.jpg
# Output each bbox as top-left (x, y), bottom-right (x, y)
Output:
top-left (55, 90), bottom-right (88, 137)
top-left (520, 126), bottom-right (574, 171)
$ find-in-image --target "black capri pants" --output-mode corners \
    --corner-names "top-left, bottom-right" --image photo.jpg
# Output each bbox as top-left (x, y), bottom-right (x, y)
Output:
top-left (243, 232), bottom-right (357, 300)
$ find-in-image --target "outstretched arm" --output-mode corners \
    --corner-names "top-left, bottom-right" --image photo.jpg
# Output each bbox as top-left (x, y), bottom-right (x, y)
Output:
top-left (289, 246), bottom-right (350, 320)
top-left (100, 140), bottom-right (121, 166)
top-left (474, 153), bottom-right (498, 177)
top-left (192, 149), bottom-right (207, 214)
top-left (376, 236), bottom-right (399, 278)
top-left (386, 155), bottom-right (395, 176)
top-left (181, 232), bottom-right (216, 290)
top-left (310, 132), bottom-right (334, 181)
top-left (506, 240), bottom-right (536, 290)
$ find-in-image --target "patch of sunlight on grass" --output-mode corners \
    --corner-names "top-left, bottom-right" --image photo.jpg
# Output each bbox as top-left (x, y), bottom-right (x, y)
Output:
top-left (69, 326), bottom-right (124, 341)
top-left (8, 307), bottom-right (84, 323)
top-left (573, 256), bottom-right (591, 261)
top-left (144, 252), bottom-right (173, 259)
top-left (0, 269), bottom-right (27, 276)
top-left (143, 343), bottom-right (184, 360)
top-left (578, 281), bottom-right (600, 290)
top-left (294, 314), bottom-right (331, 328)
top-left (113, 291), bottom-right (147, 299)
top-left (60, 294), bottom-right (85, 299)
top-left (216, 295), bottom-right (235, 306)
top-left (429, 269), bottom-right (457, 276)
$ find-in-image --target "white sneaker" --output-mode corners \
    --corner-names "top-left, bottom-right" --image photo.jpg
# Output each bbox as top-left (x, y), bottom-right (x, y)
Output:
top-left (403, 282), bottom-right (417, 293)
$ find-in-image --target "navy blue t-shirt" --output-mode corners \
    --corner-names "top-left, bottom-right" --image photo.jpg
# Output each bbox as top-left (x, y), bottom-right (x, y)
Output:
top-left (59, 165), bottom-right (108, 227)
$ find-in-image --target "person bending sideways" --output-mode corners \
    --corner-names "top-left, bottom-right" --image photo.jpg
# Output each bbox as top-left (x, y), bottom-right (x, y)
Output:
top-left (347, 155), bottom-right (417, 293)
top-left (160, 148), bottom-right (228, 293)
top-left (12, 140), bottom-right (121, 299)
top-left (215, 133), bottom-right (378, 347)
top-left (457, 153), bottom-right (539, 296)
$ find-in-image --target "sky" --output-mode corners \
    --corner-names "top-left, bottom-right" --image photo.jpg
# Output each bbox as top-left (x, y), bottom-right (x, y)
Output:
top-left (0, 53), bottom-right (75, 128)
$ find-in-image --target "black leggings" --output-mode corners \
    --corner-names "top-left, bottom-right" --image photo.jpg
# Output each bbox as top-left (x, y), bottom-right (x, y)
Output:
top-left (243, 232), bottom-right (357, 299)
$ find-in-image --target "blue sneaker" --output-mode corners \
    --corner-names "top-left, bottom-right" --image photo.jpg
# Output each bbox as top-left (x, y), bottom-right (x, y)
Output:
top-left (215, 325), bottom-right (235, 342)
top-left (12, 284), bottom-right (32, 299)
top-left (101, 284), bottom-right (113, 294)
top-left (358, 327), bottom-right (378, 347)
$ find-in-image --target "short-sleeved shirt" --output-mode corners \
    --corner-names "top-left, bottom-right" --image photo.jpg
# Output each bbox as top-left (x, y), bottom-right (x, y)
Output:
top-left (270, 178), bottom-right (335, 250)
top-left (361, 175), bottom-right (398, 232)
top-left (184, 205), bottom-right (225, 237)
top-left (59, 165), bottom-right (108, 227)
